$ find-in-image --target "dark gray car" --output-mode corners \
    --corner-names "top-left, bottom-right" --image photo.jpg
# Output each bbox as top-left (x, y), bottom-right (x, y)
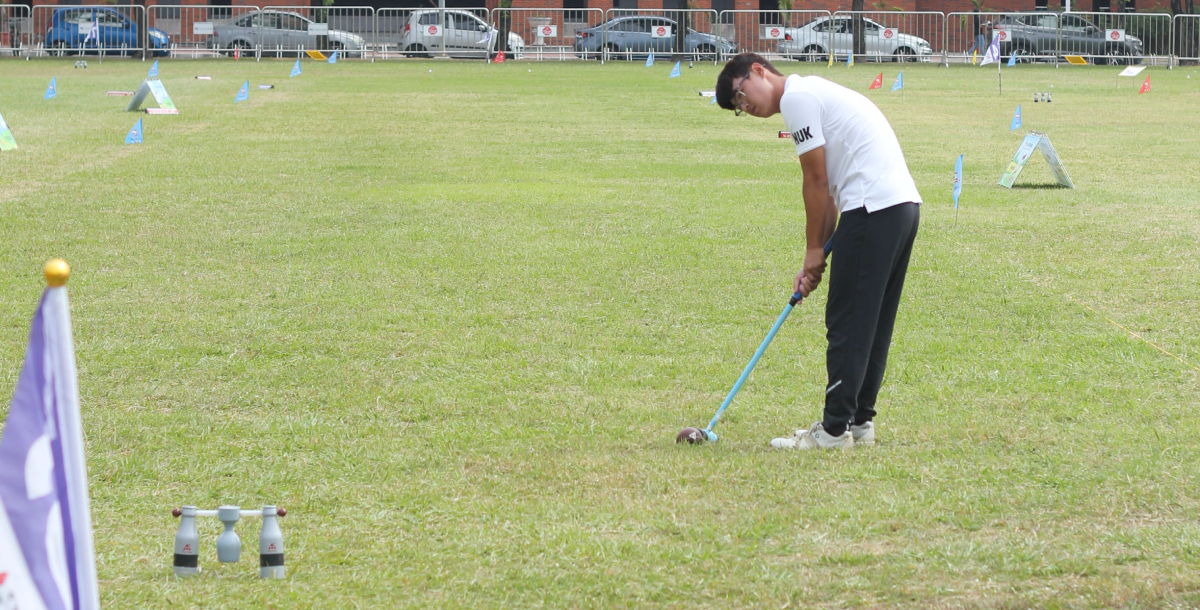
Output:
top-left (992, 13), bottom-right (1142, 64)
top-left (573, 16), bottom-right (734, 59)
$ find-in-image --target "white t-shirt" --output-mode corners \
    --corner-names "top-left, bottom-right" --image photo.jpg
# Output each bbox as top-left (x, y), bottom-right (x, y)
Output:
top-left (779, 74), bottom-right (922, 213)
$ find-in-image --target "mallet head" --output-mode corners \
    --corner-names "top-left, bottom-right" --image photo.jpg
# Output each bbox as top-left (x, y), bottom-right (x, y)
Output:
top-left (676, 427), bottom-right (706, 444)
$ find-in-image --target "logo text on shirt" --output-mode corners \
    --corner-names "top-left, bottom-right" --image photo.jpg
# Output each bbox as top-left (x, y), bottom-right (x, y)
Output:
top-left (791, 127), bottom-right (813, 145)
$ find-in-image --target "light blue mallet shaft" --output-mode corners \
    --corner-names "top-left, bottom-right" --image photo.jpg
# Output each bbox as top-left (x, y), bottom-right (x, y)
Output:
top-left (702, 240), bottom-right (832, 442)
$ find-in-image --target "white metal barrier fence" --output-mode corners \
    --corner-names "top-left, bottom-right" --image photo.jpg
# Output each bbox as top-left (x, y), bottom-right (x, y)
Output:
top-left (946, 11), bottom-right (1171, 65)
top-left (1174, 14), bottom-right (1199, 61)
top-left (376, 7), bottom-right (491, 59)
top-left (1, 4), bottom-right (30, 56)
top-left (491, 8), bottom-right (605, 61)
top-left (716, 11), bottom-right (830, 62)
top-left (31, 5), bottom-right (150, 57)
top-left (598, 9), bottom-right (721, 62)
top-left (829, 11), bottom-right (943, 63)
top-left (5, 6), bottom-right (1193, 64)
top-left (148, 5), bottom-right (259, 59)
top-left (255, 6), bottom-right (374, 58)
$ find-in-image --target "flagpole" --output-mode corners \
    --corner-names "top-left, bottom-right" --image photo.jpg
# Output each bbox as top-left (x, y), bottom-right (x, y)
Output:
top-left (43, 259), bottom-right (100, 610)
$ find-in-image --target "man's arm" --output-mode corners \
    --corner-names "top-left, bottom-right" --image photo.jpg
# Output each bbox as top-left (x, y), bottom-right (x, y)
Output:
top-left (794, 146), bottom-right (838, 297)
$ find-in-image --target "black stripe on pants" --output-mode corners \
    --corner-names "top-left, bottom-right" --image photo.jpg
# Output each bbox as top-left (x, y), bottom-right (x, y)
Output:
top-left (822, 202), bottom-right (919, 436)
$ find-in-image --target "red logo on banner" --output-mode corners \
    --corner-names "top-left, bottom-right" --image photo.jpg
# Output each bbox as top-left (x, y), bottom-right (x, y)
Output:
top-left (656, 26), bottom-right (666, 36)
top-left (869, 72), bottom-right (883, 89)
top-left (1139, 76), bottom-right (1150, 93)
top-left (769, 27), bottom-right (780, 37)
top-left (496, 51), bottom-right (505, 62)
top-left (1110, 30), bottom-right (1120, 40)
top-left (883, 29), bottom-right (894, 39)
top-left (998, 30), bottom-right (1008, 41)
top-left (542, 26), bottom-right (552, 35)
top-left (429, 25), bottom-right (438, 35)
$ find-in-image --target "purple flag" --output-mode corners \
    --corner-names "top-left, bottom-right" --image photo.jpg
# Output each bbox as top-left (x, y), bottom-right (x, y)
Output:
top-left (0, 274), bottom-right (98, 610)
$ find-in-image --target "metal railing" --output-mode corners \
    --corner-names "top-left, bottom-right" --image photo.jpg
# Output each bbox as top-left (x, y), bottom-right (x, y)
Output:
top-left (376, 7), bottom-right (491, 59)
top-left (31, 5), bottom-right (149, 57)
top-left (1177, 14), bottom-right (1200, 62)
top-left (491, 8), bottom-right (605, 61)
top-left (255, 6), bottom-right (374, 58)
top-left (598, 9), bottom-right (721, 62)
top-left (946, 11), bottom-right (1171, 66)
top-left (1, 4), bottom-right (31, 56)
top-left (148, 5), bottom-right (259, 59)
top-left (829, 11), bottom-right (944, 63)
top-left (4, 6), bottom-right (1192, 64)
top-left (715, 10), bottom-right (830, 62)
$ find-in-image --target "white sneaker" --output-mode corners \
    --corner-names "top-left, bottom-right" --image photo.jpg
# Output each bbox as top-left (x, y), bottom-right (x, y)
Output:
top-left (849, 421), bottom-right (875, 447)
top-left (769, 422), bottom-right (854, 451)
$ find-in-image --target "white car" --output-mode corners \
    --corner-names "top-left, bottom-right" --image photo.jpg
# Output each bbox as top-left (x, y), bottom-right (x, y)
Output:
top-left (777, 16), bottom-right (933, 62)
top-left (399, 9), bottom-right (523, 58)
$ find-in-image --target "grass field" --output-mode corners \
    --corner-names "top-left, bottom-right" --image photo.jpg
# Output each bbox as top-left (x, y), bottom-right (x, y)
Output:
top-left (1, 56), bottom-right (1199, 608)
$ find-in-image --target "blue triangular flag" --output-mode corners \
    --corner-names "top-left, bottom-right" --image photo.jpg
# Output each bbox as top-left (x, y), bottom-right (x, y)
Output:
top-left (0, 271), bottom-right (101, 610)
top-left (847, 51), bottom-right (853, 67)
top-left (44, 77), bottom-right (56, 100)
top-left (148, 59), bottom-right (159, 78)
top-left (1010, 105), bottom-right (1022, 131)
top-left (669, 61), bottom-right (680, 78)
top-left (710, 95), bottom-right (717, 105)
top-left (645, 52), bottom-right (654, 68)
top-left (125, 118), bottom-right (143, 144)
top-left (290, 59), bottom-right (301, 78)
top-left (953, 154), bottom-right (963, 208)
top-left (891, 71), bottom-right (903, 92)
top-left (328, 50), bottom-right (338, 64)
top-left (234, 80), bottom-right (249, 104)
top-left (1007, 52), bottom-right (1017, 67)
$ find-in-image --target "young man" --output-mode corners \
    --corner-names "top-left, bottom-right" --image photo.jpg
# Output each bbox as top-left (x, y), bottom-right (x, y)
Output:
top-left (715, 53), bottom-right (921, 450)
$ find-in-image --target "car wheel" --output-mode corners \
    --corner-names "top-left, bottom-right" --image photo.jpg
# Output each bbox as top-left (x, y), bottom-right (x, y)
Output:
top-left (801, 44), bottom-right (826, 63)
top-left (50, 41), bottom-right (71, 57)
top-left (694, 44), bottom-right (714, 61)
top-left (604, 43), bottom-right (622, 60)
top-left (894, 46), bottom-right (916, 62)
top-left (405, 43), bottom-right (429, 59)
top-left (1011, 45), bottom-right (1033, 63)
top-left (329, 41), bottom-right (344, 56)
top-left (226, 40), bottom-right (251, 57)
top-left (1102, 43), bottom-right (1131, 65)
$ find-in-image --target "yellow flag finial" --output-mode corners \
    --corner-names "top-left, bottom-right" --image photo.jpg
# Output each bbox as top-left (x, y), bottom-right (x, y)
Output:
top-left (44, 258), bottom-right (71, 287)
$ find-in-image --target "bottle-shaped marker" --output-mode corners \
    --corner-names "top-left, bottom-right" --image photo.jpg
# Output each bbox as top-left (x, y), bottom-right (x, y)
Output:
top-left (216, 505), bottom-right (242, 563)
top-left (173, 506), bottom-right (201, 576)
top-left (259, 505), bottom-right (286, 579)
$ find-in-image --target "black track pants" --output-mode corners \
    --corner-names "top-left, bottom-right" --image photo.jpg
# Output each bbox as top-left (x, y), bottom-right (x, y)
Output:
top-left (822, 202), bottom-right (920, 434)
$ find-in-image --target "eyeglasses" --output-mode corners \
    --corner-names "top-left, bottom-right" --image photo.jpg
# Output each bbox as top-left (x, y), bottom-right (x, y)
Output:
top-left (731, 71), bottom-right (751, 116)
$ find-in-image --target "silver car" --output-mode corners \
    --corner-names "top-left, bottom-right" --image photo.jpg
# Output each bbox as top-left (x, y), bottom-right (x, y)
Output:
top-left (399, 9), bottom-right (523, 59)
top-left (777, 16), bottom-right (933, 62)
top-left (211, 10), bottom-right (365, 57)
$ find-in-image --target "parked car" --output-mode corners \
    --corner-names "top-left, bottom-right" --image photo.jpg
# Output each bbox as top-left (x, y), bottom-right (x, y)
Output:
top-left (211, 10), bottom-right (365, 57)
top-left (776, 16), bottom-right (933, 62)
top-left (989, 13), bottom-right (1142, 64)
top-left (399, 9), bottom-right (523, 58)
top-left (573, 16), bottom-right (735, 59)
top-left (45, 7), bottom-right (170, 56)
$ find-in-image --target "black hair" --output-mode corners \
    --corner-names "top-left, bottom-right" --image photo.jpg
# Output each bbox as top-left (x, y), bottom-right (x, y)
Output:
top-left (715, 53), bottom-right (783, 111)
